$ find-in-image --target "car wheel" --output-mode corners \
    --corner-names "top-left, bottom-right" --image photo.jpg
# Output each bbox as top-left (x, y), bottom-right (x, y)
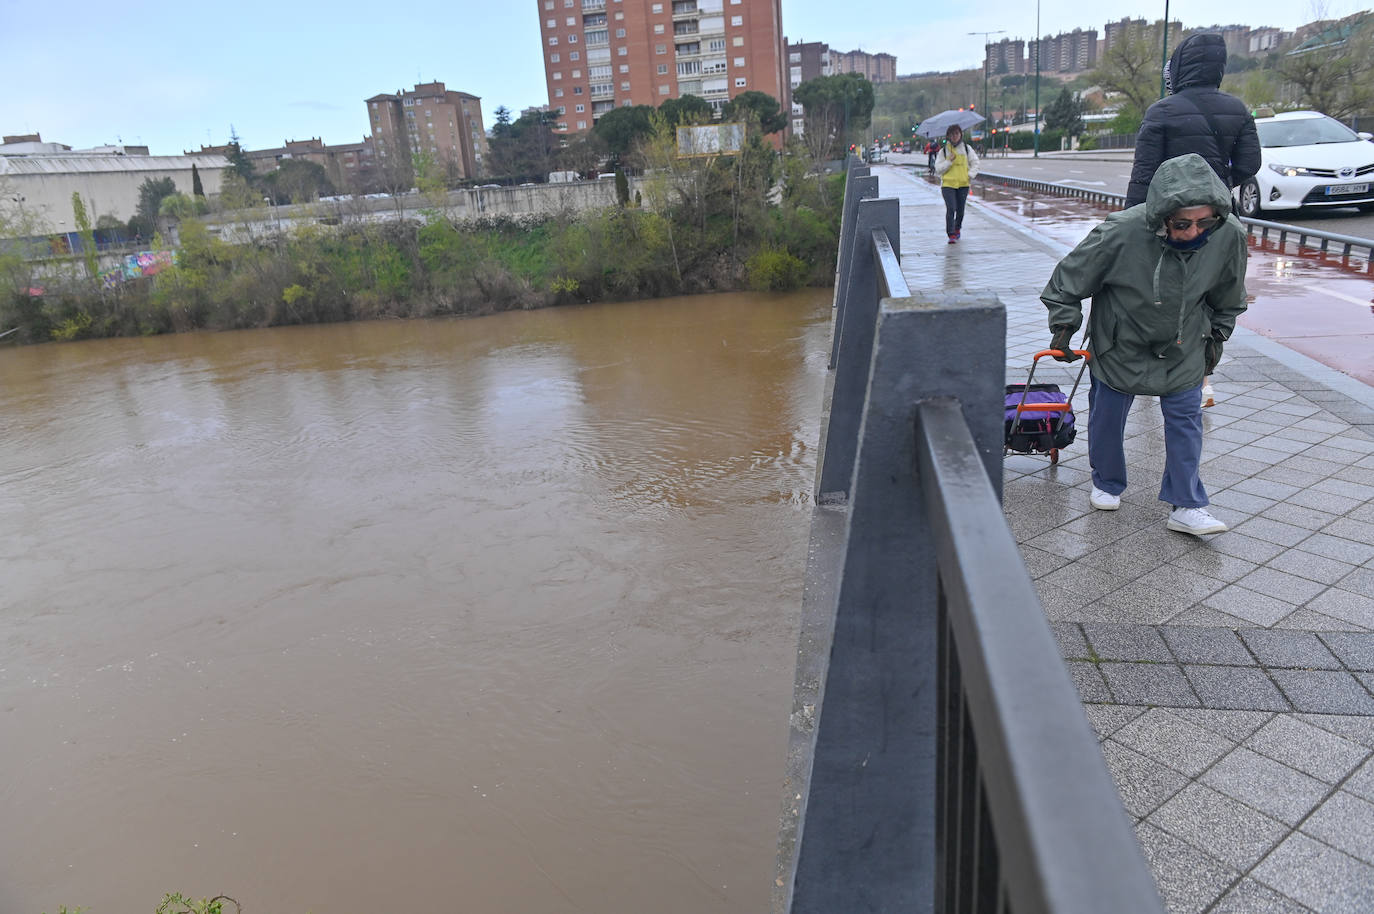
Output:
top-left (1238, 179), bottom-right (1262, 218)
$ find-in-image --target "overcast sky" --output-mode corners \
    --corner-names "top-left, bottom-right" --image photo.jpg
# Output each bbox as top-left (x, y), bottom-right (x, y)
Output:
top-left (1, 0), bottom-right (1357, 155)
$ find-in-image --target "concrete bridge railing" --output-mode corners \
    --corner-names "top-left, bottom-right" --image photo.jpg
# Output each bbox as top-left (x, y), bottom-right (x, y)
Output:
top-left (775, 162), bottom-right (1165, 914)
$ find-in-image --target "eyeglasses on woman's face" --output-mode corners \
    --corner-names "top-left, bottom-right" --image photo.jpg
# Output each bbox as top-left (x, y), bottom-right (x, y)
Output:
top-left (1167, 215), bottom-right (1220, 233)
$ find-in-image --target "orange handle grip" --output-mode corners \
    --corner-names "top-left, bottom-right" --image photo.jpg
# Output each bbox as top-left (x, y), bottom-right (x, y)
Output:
top-left (1032, 349), bottom-right (1091, 362)
top-left (1016, 403), bottom-right (1071, 413)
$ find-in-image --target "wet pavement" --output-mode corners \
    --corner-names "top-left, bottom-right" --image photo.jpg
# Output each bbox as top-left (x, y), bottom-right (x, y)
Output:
top-left (878, 163), bottom-right (1374, 914)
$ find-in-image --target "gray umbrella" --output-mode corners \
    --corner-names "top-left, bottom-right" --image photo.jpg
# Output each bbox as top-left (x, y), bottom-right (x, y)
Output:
top-left (915, 109), bottom-right (986, 139)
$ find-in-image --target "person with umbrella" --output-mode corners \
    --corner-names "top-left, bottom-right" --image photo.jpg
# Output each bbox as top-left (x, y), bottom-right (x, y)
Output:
top-left (934, 123), bottom-right (979, 243)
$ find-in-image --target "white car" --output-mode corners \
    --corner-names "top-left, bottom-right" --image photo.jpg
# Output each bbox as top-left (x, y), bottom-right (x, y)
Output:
top-left (1236, 110), bottom-right (1374, 217)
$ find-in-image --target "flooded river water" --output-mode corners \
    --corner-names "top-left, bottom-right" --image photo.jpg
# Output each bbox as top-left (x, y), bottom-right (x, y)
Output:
top-left (0, 289), bottom-right (832, 914)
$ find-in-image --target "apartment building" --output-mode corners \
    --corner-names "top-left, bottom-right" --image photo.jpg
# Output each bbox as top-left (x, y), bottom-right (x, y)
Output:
top-left (984, 38), bottom-right (1027, 76)
top-left (536, 0), bottom-right (788, 134)
top-left (786, 40), bottom-right (831, 89)
top-left (366, 82), bottom-right (487, 180)
top-left (830, 49), bottom-right (897, 84)
top-left (1028, 28), bottom-right (1098, 74)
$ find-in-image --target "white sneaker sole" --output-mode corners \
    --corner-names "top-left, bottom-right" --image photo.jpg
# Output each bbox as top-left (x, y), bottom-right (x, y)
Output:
top-left (1166, 518), bottom-right (1228, 535)
top-left (1091, 499), bottom-right (1120, 511)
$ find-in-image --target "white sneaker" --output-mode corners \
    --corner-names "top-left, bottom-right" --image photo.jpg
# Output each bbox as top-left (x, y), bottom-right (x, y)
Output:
top-left (1167, 506), bottom-right (1228, 536)
top-left (1202, 384), bottom-right (1215, 408)
top-left (1090, 487), bottom-right (1121, 510)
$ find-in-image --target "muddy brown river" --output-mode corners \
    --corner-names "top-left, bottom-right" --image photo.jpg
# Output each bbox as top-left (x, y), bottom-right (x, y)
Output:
top-left (0, 289), bottom-right (832, 914)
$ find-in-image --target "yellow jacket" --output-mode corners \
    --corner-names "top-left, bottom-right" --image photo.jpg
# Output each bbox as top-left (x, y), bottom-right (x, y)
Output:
top-left (935, 141), bottom-right (979, 188)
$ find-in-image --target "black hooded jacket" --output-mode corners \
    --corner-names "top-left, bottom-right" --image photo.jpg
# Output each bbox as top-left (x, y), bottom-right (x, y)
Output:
top-left (1124, 33), bottom-right (1260, 207)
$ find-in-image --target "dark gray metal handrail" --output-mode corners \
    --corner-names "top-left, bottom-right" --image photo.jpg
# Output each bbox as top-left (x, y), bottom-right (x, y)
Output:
top-left (977, 171), bottom-right (1374, 269)
top-left (917, 397), bottom-right (1162, 914)
top-left (782, 159), bottom-right (1164, 914)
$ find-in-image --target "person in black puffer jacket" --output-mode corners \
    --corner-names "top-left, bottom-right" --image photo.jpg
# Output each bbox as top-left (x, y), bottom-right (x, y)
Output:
top-left (1124, 33), bottom-right (1260, 208)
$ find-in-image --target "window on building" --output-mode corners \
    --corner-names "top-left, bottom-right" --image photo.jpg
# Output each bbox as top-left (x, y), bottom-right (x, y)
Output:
top-left (555, 88), bottom-right (564, 97)
top-left (575, 104), bottom-right (585, 112)
top-left (574, 86), bottom-right (583, 93)
top-left (544, 0), bottom-right (553, 6)
top-left (546, 18), bottom-right (555, 27)
top-left (622, 99), bottom-right (632, 106)
top-left (655, 43), bottom-right (666, 53)
top-left (614, 10), bottom-right (623, 17)
top-left (553, 71), bottom-right (562, 79)
top-left (577, 120), bottom-right (587, 128)
top-left (549, 36), bottom-right (558, 44)
top-left (621, 81), bottom-right (630, 90)
top-left (572, 68), bottom-right (582, 77)
top-left (651, 2), bottom-right (662, 10)
top-left (558, 105), bottom-right (567, 114)
top-left (569, 32), bottom-right (577, 42)
top-left (619, 63), bottom-right (629, 72)
top-left (570, 50), bottom-right (579, 59)
top-left (653, 23), bottom-right (664, 32)
top-left (566, 15), bottom-right (575, 23)
top-left (617, 46), bottom-right (626, 55)
top-left (732, 36), bottom-right (743, 46)
top-left (707, 37), bottom-right (725, 51)
top-left (659, 84), bottom-right (670, 95)
top-left (730, 15), bottom-right (742, 25)
top-left (789, 52), bottom-right (799, 63)
top-left (734, 76), bottom-right (746, 87)
top-left (615, 27), bottom-right (625, 37)
top-left (657, 64), bottom-right (667, 74)
top-left (733, 56), bottom-right (745, 67)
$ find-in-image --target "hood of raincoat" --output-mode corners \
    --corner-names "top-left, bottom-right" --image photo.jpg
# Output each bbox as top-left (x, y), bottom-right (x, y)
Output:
top-left (1143, 153), bottom-right (1234, 232)
top-left (1165, 32), bottom-right (1227, 93)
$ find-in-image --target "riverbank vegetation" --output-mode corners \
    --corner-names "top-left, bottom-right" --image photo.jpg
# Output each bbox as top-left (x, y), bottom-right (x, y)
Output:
top-left (0, 118), bottom-right (843, 346)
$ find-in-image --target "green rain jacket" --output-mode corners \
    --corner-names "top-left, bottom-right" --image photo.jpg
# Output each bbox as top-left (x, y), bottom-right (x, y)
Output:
top-left (1040, 153), bottom-right (1248, 396)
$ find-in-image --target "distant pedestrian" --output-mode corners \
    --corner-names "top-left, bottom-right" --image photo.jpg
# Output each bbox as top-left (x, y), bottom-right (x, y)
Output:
top-left (1041, 154), bottom-right (1248, 536)
top-left (925, 140), bottom-right (937, 175)
top-left (1125, 32), bottom-right (1258, 409)
top-left (934, 125), bottom-right (979, 243)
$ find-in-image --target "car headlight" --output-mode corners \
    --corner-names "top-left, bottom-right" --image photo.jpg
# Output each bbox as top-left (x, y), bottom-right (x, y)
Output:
top-left (1267, 163), bottom-right (1314, 177)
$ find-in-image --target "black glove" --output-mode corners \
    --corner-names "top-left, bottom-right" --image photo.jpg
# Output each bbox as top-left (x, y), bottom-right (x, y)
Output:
top-left (1050, 326), bottom-right (1080, 362)
top-left (1204, 331), bottom-right (1225, 375)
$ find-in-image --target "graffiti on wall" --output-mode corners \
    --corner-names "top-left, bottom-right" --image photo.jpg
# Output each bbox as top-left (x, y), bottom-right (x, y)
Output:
top-left (99, 250), bottom-right (176, 289)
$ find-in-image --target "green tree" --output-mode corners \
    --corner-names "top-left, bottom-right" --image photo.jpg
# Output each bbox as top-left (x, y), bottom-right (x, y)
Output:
top-left (721, 91), bottom-right (787, 134)
top-left (226, 126), bottom-right (256, 181)
top-left (71, 191), bottom-right (100, 281)
top-left (272, 158), bottom-right (334, 203)
top-left (593, 104), bottom-right (657, 161)
top-left (794, 73), bottom-right (876, 161)
top-left (658, 94), bottom-right (712, 126)
top-left (191, 163), bottom-right (205, 197)
top-left (1042, 87), bottom-right (1084, 136)
top-left (1091, 30), bottom-right (1161, 122)
top-left (129, 176), bottom-right (177, 239)
top-left (1277, 14), bottom-right (1374, 121)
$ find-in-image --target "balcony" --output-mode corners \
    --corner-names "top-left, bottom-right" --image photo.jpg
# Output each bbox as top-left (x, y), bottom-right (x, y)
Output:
top-left (675, 41), bottom-right (701, 56)
top-left (671, 1), bottom-right (697, 17)
top-left (581, 0), bottom-right (604, 9)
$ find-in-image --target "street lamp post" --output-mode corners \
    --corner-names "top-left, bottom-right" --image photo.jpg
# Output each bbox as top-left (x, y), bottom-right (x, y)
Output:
top-left (1159, 0), bottom-right (1172, 99)
top-left (1033, 0), bottom-right (1042, 158)
top-left (969, 29), bottom-right (1006, 146)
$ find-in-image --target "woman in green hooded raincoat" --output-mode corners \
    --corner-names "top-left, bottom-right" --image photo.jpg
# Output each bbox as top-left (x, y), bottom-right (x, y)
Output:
top-left (1040, 153), bottom-right (1248, 536)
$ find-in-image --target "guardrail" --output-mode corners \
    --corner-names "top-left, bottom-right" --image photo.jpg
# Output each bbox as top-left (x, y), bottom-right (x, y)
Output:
top-left (977, 171), bottom-right (1374, 272)
top-left (779, 161), bottom-right (1164, 913)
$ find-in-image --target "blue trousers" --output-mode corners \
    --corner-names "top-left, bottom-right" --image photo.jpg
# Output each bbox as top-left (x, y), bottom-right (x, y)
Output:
top-left (942, 185), bottom-right (968, 235)
top-left (1088, 375), bottom-right (1209, 508)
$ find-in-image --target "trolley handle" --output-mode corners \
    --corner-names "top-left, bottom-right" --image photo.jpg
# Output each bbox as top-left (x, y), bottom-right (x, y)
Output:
top-left (1032, 349), bottom-right (1092, 362)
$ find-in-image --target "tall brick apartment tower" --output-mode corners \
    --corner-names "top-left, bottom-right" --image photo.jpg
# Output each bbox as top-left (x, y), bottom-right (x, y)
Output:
top-left (365, 82), bottom-right (488, 180)
top-left (536, 0), bottom-right (788, 136)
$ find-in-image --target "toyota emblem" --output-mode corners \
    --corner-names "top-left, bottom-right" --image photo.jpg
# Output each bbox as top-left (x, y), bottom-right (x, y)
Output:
top-left (1339, 166), bottom-right (1355, 178)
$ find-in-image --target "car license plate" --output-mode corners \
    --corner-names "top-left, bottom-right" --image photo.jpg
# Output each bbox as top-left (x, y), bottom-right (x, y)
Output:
top-left (1326, 183), bottom-right (1369, 195)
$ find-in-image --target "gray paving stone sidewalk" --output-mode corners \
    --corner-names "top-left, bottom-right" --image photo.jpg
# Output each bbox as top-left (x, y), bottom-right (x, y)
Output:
top-left (878, 164), bottom-right (1374, 914)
